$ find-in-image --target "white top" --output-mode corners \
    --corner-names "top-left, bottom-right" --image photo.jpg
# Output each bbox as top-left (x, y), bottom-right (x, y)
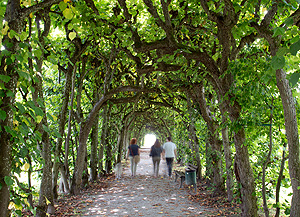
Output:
top-left (163, 142), bottom-right (176, 158)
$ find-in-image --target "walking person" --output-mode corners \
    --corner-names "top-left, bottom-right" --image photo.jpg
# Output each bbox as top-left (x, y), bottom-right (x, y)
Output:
top-left (162, 136), bottom-right (177, 179)
top-left (126, 138), bottom-right (140, 176)
top-left (149, 139), bottom-right (164, 178)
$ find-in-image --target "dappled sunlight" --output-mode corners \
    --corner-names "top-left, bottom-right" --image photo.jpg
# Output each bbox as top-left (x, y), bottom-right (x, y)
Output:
top-left (83, 182), bottom-right (188, 216)
top-left (81, 150), bottom-right (209, 216)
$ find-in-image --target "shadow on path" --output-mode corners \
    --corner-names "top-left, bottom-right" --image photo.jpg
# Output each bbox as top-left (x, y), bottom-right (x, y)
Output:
top-left (81, 149), bottom-right (214, 216)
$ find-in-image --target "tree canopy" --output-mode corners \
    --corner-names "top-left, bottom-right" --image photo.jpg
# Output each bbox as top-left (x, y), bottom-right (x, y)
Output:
top-left (1, 0), bottom-right (300, 216)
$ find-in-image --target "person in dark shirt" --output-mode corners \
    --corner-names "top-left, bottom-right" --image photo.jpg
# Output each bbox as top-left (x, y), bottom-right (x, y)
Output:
top-left (149, 139), bottom-right (163, 178)
top-left (126, 138), bottom-right (140, 176)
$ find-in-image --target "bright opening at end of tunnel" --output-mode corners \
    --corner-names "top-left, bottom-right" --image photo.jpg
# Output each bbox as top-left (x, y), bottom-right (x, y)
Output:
top-left (143, 134), bottom-right (156, 148)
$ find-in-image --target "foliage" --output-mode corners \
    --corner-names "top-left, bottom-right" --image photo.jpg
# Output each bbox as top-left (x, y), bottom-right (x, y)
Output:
top-left (1, 0), bottom-right (300, 216)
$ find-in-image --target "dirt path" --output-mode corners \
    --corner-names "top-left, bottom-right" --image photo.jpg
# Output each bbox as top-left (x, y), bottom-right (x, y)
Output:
top-left (81, 149), bottom-right (215, 216)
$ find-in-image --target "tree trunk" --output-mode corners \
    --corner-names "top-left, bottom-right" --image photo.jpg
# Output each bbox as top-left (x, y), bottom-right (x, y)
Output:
top-left (59, 164), bottom-right (70, 193)
top-left (221, 124), bottom-right (234, 202)
top-left (252, 8), bottom-right (300, 215)
top-left (219, 101), bottom-right (234, 202)
top-left (32, 8), bottom-right (56, 216)
top-left (276, 69), bottom-right (300, 216)
top-left (90, 110), bottom-right (100, 181)
top-left (216, 75), bottom-right (257, 216)
top-left (188, 84), bottom-right (223, 190)
top-left (205, 141), bottom-right (213, 181)
top-left (53, 18), bottom-right (89, 199)
top-left (35, 129), bottom-right (54, 216)
top-left (99, 105), bottom-right (109, 176)
top-left (81, 151), bottom-right (89, 189)
top-left (52, 66), bottom-right (73, 199)
top-left (262, 104), bottom-right (273, 217)
top-left (26, 154), bottom-right (34, 207)
top-left (186, 94), bottom-right (202, 179)
top-left (117, 128), bottom-right (126, 164)
top-left (70, 86), bottom-right (146, 193)
top-left (105, 139), bottom-right (113, 174)
top-left (32, 65), bottom-right (54, 217)
top-left (188, 123), bottom-right (202, 179)
top-left (0, 2), bottom-right (23, 215)
top-left (105, 106), bottom-right (113, 174)
top-left (70, 95), bottom-right (109, 194)
top-left (62, 69), bottom-right (76, 192)
top-left (275, 142), bottom-right (287, 217)
top-left (232, 127), bottom-right (257, 216)
top-left (0, 124), bottom-right (13, 217)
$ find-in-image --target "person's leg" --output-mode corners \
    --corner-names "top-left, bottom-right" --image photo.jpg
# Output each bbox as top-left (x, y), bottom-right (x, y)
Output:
top-left (130, 156), bottom-right (134, 176)
top-left (156, 158), bottom-right (161, 177)
top-left (166, 158), bottom-right (172, 177)
top-left (152, 157), bottom-right (156, 175)
top-left (169, 157), bottom-right (174, 177)
top-left (153, 157), bottom-right (159, 177)
top-left (166, 158), bottom-right (174, 177)
top-left (133, 161), bottom-right (137, 176)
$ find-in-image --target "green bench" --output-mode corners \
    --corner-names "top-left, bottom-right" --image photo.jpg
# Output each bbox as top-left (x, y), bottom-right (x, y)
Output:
top-left (174, 163), bottom-right (197, 192)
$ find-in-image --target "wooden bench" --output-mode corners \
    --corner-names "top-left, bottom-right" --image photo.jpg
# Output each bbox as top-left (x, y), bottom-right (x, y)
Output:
top-left (174, 163), bottom-right (197, 192)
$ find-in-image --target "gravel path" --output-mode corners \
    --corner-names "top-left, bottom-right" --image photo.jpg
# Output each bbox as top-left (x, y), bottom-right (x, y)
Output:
top-left (81, 149), bottom-right (215, 216)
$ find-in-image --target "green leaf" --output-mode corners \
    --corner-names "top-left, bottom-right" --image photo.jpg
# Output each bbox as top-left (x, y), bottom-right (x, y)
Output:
top-left (46, 113), bottom-right (55, 122)
top-left (20, 32), bottom-right (28, 41)
top-left (271, 56), bottom-right (285, 70)
top-left (20, 148), bottom-right (28, 157)
top-left (0, 183), bottom-right (2, 190)
top-left (16, 102), bottom-right (26, 114)
top-left (18, 71), bottom-right (31, 81)
top-left (0, 75), bottom-right (11, 83)
top-left (0, 110), bottom-right (7, 121)
top-left (59, 2), bottom-right (67, 11)
top-left (69, 32), bottom-right (76, 41)
top-left (2, 49), bottom-right (10, 56)
top-left (0, 7), bottom-right (5, 17)
top-left (35, 131), bottom-right (42, 141)
top-left (273, 27), bottom-right (285, 37)
top-left (16, 54), bottom-right (24, 62)
top-left (36, 97), bottom-right (44, 108)
top-left (290, 39), bottom-right (300, 56)
top-left (34, 49), bottom-right (43, 59)
top-left (29, 86), bottom-right (35, 93)
top-left (68, 23), bottom-right (73, 30)
top-left (63, 8), bottom-right (73, 20)
top-left (6, 57), bottom-right (12, 65)
top-left (6, 90), bottom-right (14, 97)
top-left (0, 90), bottom-right (4, 97)
top-left (276, 47), bottom-right (288, 57)
top-left (36, 116), bottom-right (43, 124)
top-left (284, 17), bottom-right (294, 27)
top-left (289, 73), bottom-right (300, 87)
top-left (53, 128), bottom-right (62, 138)
top-left (42, 124), bottom-right (50, 133)
top-left (9, 30), bottom-right (17, 38)
top-left (4, 176), bottom-right (14, 186)
top-left (33, 107), bottom-right (44, 117)
top-left (53, 65), bottom-right (58, 70)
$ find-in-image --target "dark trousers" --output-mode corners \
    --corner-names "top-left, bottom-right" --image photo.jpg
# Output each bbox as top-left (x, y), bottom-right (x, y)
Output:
top-left (166, 157), bottom-right (174, 177)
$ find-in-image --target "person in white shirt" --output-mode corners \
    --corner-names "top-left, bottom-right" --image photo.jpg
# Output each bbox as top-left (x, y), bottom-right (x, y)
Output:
top-left (162, 137), bottom-right (177, 178)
